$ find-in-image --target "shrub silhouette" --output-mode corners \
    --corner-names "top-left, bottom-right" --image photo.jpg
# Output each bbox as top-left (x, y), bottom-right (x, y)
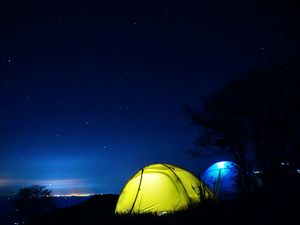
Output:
top-left (13, 185), bottom-right (56, 224)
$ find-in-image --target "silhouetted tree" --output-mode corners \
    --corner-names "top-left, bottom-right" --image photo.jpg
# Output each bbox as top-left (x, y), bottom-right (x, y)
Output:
top-left (186, 63), bottom-right (300, 190)
top-left (13, 185), bottom-right (56, 224)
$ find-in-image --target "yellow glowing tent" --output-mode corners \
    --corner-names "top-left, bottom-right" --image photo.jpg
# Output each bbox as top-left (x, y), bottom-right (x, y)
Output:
top-left (115, 163), bottom-right (215, 214)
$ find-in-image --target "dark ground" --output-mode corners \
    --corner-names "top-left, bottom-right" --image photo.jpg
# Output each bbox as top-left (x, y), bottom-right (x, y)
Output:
top-left (28, 175), bottom-right (299, 225)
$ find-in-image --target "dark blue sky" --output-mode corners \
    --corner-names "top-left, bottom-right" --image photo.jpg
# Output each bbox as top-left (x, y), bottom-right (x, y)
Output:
top-left (0, 0), bottom-right (298, 194)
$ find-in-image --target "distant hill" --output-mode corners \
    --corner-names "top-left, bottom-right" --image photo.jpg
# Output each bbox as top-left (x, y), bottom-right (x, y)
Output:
top-left (79, 194), bottom-right (119, 210)
top-left (53, 196), bottom-right (91, 208)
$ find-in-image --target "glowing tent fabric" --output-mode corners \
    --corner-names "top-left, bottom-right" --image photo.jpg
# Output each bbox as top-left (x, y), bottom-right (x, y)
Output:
top-left (115, 163), bottom-right (215, 214)
top-left (201, 161), bottom-right (240, 200)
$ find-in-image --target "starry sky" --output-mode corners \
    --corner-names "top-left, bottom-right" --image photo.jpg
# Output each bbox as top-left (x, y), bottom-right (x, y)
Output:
top-left (0, 0), bottom-right (299, 195)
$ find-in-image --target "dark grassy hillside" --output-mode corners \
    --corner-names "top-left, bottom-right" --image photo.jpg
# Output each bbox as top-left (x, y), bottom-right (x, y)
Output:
top-left (0, 196), bottom-right (13, 225)
top-left (30, 194), bottom-right (118, 225)
top-left (29, 175), bottom-right (299, 225)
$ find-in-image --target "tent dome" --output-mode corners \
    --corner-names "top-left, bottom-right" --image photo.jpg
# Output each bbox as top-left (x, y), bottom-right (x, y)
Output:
top-left (115, 163), bottom-right (215, 214)
top-left (201, 161), bottom-right (240, 200)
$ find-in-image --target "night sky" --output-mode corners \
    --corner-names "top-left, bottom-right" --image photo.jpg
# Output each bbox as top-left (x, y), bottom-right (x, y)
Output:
top-left (1, 0), bottom-right (298, 195)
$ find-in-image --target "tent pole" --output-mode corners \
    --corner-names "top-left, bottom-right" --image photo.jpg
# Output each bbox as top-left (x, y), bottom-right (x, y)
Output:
top-left (215, 169), bottom-right (221, 199)
top-left (129, 169), bottom-right (144, 214)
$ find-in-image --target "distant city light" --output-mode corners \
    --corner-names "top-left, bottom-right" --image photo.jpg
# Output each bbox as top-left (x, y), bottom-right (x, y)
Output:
top-left (53, 193), bottom-right (94, 197)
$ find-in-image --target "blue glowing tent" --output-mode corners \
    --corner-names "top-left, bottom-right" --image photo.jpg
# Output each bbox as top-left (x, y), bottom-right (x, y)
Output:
top-left (201, 161), bottom-right (240, 200)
